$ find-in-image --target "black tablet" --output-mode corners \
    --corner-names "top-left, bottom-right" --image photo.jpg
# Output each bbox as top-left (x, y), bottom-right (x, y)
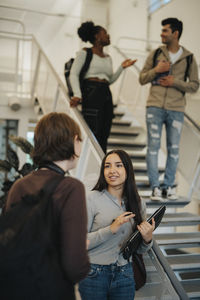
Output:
top-left (120, 205), bottom-right (166, 260)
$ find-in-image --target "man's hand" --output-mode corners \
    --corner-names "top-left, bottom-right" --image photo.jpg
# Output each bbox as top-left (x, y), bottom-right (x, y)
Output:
top-left (70, 97), bottom-right (82, 107)
top-left (159, 75), bottom-right (174, 86)
top-left (155, 60), bottom-right (170, 73)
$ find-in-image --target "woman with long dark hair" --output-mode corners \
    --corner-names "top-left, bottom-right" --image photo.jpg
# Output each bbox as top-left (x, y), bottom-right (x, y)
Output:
top-left (70, 21), bottom-right (136, 153)
top-left (79, 150), bottom-right (155, 300)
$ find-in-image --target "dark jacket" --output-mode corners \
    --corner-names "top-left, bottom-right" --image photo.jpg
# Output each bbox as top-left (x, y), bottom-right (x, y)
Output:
top-left (5, 169), bottom-right (90, 299)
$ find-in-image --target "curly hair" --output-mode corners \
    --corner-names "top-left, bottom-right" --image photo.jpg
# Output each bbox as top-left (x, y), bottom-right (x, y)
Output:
top-left (77, 21), bottom-right (102, 44)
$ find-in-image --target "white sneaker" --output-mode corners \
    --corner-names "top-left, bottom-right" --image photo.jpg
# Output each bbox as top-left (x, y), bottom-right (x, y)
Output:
top-left (150, 187), bottom-right (162, 201)
top-left (162, 187), bottom-right (178, 200)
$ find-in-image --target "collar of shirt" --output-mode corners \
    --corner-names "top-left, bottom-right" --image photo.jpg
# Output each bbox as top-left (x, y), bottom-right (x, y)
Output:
top-left (103, 189), bottom-right (126, 210)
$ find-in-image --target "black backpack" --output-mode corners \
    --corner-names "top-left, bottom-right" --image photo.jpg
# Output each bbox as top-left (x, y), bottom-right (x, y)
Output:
top-left (64, 48), bottom-right (93, 97)
top-left (0, 175), bottom-right (72, 300)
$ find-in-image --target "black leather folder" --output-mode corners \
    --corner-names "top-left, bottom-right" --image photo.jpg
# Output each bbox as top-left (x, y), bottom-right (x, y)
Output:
top-left (120, 205), bottom-right (166, 260)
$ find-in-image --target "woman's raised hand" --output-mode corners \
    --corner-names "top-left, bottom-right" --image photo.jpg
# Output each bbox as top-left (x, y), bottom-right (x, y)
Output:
top-left (137, 218), bottom-right (155, 244)
top-left (70, 97), bottom-right (82, 107)
top-left (110, 212), bottom-right (135, 234)
top-left (122, 59), bottom-right (137, 69)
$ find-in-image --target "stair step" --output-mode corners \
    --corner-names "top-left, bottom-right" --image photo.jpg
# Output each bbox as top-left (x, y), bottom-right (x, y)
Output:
top-left (135, 175), bottom-right (149, 183)
top-left (179, 270), bottom-right (200, 280)
top-left (110, 126), bottom-right (139, 136)
top-left (137, 184), bottom-right (151, 191)
top-left (182, 280), bottom-right (200, 299)
top-left (108, 137), bottom-right (146, 148)
top-left (112, 119), bottom-right (132, 126)
top-left (154, 232), bottom-right (200, 248)
top-left (160, 213), bottom-right (200, 226)
top-left (166, 254), bottom-right (200, 270)
top-left (113, 112), bottom-right (124, 118)
top-left (145, 196), bottom-right (190, 208)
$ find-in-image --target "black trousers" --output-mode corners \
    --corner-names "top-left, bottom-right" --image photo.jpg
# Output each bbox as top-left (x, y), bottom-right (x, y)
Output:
top-left (81, 80), bottom-right (113, 153)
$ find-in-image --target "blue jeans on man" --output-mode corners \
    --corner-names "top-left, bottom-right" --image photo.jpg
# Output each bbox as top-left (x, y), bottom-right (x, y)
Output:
top-left (146, 107), bottom-right (184, 199)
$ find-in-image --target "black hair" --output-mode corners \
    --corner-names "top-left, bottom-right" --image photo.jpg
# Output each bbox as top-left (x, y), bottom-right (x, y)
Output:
top-left (162, 18), bottom-right (183, 39)
top-left (77, 21), bottom-right (102, 44)
top-left (93, 150), bottom-right (143, 225)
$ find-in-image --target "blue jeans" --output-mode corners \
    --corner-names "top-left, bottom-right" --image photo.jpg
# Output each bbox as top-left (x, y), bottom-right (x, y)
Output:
top-left (146, 107), bottom-right (184, 189)
top-left (79, 263), bottom-right (135, 300)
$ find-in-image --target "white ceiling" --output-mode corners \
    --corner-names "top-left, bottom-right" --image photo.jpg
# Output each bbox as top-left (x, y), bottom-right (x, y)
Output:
top-left (0, 0), bottom-right (82, 34)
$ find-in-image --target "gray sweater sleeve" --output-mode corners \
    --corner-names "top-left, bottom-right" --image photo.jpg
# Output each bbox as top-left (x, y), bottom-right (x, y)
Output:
top-left (87, 196), bottom-right (114, 250)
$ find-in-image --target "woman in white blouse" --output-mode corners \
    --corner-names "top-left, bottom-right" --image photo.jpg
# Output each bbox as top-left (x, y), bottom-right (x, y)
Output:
top-left (70, 21), bottom-right (136, 153)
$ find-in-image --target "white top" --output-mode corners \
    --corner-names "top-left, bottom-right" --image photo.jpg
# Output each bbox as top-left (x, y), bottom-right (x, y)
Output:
top-left (69, 49), bottom-right (123, 98)
top-left (169, 47), bottom-right (183, 64)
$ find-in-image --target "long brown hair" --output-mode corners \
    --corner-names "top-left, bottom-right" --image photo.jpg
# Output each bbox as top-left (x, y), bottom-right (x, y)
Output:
top-left (93, 150), bottom-right (143, 225)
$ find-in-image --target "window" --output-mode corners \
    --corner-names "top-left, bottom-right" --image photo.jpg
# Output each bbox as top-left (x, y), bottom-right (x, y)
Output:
top-left (148, 0), bottom-right (172, 14)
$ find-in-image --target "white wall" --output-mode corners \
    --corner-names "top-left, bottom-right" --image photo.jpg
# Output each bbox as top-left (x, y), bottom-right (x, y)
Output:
top-left (81, 0), bottom-right (109, 26)
top-left (108, 0), bottom-right (148, 49)
top-left (33, 0), bottom-right (82, 79)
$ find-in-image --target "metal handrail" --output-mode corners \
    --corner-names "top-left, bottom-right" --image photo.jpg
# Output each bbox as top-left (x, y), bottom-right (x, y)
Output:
top-left (116, 36), bottom-right (160, 47)
top-left (184, 112), bottom-right (200, 132)
top-left (151, 240), bottom-right (189, 300)
top-left (0, 17), bottom-right (25, 34)
top-left (0, 4), bottom-right (79, 18)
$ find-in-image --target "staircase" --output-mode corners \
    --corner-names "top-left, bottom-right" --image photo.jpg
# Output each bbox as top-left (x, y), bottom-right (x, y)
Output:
top-left (108, 109), bottom-right (200, 300)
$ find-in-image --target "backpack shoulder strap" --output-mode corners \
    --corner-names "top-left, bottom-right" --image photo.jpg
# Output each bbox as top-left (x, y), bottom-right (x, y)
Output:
top-left (20, 175), bottom-right (64, 211)
top-left (79, 48), bottom-right (93, 83)
top-left (184, 54), bottom-right (193, 81)
top-left (152, 48), bottom-right (162, 67)
top-left (42, 175), bottom-right (65, 199)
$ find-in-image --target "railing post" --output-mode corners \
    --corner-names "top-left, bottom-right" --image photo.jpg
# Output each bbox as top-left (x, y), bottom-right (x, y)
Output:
top-left (52, 84), bottom-right (60, 112)
top-left (75, 136), bottom-right (90, 180)
top-left (31, 48), bottom-right (41, 102)
top-left (187, 158), bottom-right (200, 201)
